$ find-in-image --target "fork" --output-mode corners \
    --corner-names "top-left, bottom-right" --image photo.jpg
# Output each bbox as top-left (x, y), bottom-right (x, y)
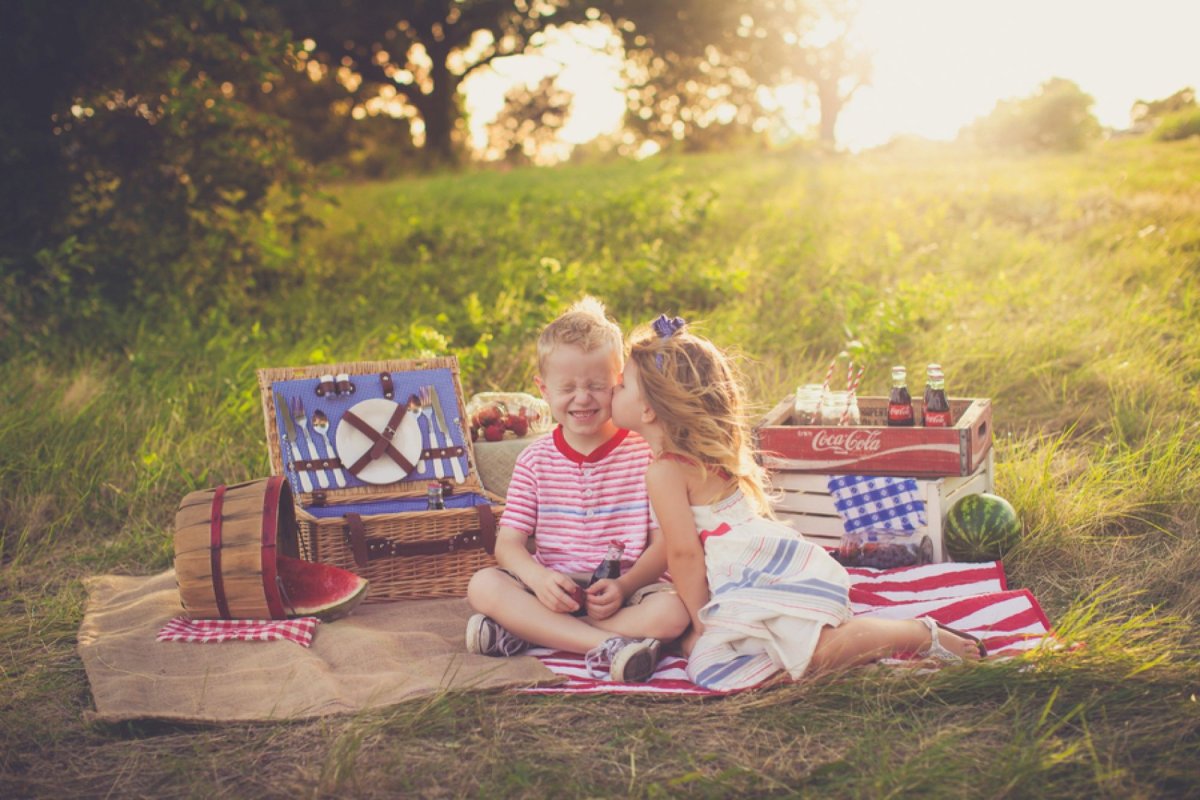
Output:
top-left (418, 386), bottom-right (444, 479)
top-left (291, 397), bottom-right (330, 489)
top-left (310, 409), bottom-right (346, 488)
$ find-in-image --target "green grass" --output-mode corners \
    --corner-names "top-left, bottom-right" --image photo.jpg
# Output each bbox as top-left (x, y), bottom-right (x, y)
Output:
top-left (3, 137), bottom-right (1200, 797)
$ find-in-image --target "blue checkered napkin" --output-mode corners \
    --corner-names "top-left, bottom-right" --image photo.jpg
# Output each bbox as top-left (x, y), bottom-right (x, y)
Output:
top-left (827, 475), bottom-right (927, 538)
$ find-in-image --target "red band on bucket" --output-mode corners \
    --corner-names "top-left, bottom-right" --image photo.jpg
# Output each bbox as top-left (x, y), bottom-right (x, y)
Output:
top-left (209, 485), bottom-right (230, 619)
top-left (261, 476), bottom-right (286, 619)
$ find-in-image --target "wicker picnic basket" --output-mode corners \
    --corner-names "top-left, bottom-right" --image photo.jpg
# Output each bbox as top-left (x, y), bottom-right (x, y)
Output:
top-left (257, 357), bottom-right (502, 601)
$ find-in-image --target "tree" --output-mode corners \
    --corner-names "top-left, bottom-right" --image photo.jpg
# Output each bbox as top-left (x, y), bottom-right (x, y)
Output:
top-left (485, 76), bottom-right (573, 164)
top-left (1131, 87), bottom-right (1196, 126)
top-left (280, 0), bottom-right (598, 165)
top-left (961, 78), bottom-right (1101, 152)
top-left (788, 0), bottom-right (871, 147)
top-left (604, 1), bottom-right (871, 150)
top-left (278, 2), bottom-right (865, 160)
top-left (0, 0), bottom-right (306, 346)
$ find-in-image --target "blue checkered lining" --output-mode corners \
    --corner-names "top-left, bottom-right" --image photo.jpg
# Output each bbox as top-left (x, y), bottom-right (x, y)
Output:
top-left (826, 475), bottom-right (927, 539)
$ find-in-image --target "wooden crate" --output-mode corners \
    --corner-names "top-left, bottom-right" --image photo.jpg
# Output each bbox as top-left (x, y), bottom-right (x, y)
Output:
top-left (768, 451), bottom-right (995, 562)
top-left (755, 395), bottom-right (993, 478)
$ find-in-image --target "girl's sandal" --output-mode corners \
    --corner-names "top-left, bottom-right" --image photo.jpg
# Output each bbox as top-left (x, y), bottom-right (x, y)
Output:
top-left (918, 617), bottom-right (988, 661)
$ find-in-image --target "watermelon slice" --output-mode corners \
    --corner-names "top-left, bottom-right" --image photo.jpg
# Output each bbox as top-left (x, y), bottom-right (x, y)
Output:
top-left (277, 555), bottom-right (369, 621)
top-left (944, 493), bottom-right (1022, 562)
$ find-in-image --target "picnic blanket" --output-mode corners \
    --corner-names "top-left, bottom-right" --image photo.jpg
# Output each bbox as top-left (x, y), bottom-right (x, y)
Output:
top-left (80, 561), bottom-right (1050, 721)
top-left (79, 570), bottom-right (562, 724)
top-left (524, 560), bottom-right (1051, 695)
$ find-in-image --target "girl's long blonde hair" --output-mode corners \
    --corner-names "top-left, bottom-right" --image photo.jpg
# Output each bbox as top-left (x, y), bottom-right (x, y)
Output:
top-left (627, 321), bottom-right (772, 515)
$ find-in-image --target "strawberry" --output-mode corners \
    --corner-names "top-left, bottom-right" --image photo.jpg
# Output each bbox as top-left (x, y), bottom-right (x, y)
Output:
top-left (507, 415), bottom-right (529, 437)
top-left (484, 421), bottom-right (507, 442)
top-left (474, 404), bottom-right (505, 428)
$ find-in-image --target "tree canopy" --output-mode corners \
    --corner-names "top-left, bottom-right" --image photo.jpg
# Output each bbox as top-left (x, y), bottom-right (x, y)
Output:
top-left (961, 78), bottom-right (1101, 153)
top-left (2, 0), bottom-right (872, 350)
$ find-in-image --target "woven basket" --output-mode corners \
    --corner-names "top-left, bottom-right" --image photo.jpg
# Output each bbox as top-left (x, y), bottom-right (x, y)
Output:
top-left (298, 504), bottom-right (497, 600)
top-left (257, 357), bottom-right (502, 601)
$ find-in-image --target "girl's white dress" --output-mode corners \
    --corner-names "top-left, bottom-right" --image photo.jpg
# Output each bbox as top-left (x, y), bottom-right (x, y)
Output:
top-left (686, 490), bottom-right (853, 690)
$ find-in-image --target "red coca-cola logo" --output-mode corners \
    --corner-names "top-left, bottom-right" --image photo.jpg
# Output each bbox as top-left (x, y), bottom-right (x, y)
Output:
top-left (810, 428), bottom-right (883, 455)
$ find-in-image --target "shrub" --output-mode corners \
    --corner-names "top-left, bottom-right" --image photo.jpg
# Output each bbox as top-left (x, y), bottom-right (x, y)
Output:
top-left (1154, 108), bottom-right (1200, 141)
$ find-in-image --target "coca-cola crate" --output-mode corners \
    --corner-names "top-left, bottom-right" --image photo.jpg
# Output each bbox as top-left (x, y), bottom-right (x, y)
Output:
top-left (755, 395), bottom-right (992, 478)
top-left (768, 452), bottom-right (995, 562)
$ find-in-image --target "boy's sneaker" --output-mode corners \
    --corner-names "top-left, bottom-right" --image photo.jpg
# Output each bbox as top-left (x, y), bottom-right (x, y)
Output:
top-left (465, 613), bottom-right (529, 657)
top-left (584, 637), bottom-right (662, 682)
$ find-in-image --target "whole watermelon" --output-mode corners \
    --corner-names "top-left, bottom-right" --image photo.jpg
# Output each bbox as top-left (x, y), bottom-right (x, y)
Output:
top-left (944, 493), bottom-right (1022, 561)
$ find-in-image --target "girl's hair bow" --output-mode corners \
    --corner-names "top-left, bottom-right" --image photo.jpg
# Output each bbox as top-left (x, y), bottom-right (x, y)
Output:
top-left (651, 314), bottom-right (687, 369)
top-left (652, 314), bottom-right (687, 340)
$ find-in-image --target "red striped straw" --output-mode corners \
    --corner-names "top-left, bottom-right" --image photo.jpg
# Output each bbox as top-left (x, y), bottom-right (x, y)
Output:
top-left (840, 364), bottom-right (865, 425)
top-left (821, 354), bottom-right (839, 396)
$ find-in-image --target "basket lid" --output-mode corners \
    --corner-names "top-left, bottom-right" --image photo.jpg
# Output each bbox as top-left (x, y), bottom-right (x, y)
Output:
top-left (257, 357), bottom-right (493, 505)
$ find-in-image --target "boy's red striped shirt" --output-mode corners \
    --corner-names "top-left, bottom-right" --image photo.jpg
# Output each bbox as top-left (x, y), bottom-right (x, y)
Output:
top-left (500, 426), bottom-right (656, 574)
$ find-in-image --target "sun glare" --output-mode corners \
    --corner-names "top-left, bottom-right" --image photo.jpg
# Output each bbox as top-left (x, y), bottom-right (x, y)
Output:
top-left (464, 1), bottom-right (1200, 156)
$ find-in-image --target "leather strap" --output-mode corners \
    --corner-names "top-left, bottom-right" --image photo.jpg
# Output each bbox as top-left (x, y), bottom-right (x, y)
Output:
top-left (380, 372), bottom-right (394, 399)
top-left (341, 406), bottom-right (416, 477)
top-left (346, 512), bottom-right (370, 567)
top-left (421, 446), bottom-right (465, 460)
top-left (209, 485), bottom-right (230, 619)
top-left (343, 504), bottom-right (499, 567)
top-left (292, 457), bottom-right (344, 472)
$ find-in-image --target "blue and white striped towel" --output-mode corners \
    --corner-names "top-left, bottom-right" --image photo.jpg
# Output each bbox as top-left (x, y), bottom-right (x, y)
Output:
top-left (827, 475), bottom-right (927, 538)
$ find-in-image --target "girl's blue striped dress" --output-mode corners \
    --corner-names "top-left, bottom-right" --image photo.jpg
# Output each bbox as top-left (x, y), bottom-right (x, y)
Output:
top-left (686, 491), bottom-right (852, 691)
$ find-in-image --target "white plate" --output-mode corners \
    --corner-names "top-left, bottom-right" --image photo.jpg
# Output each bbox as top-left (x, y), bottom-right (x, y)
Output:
top-left (334, 398), bottom-right (423, 485)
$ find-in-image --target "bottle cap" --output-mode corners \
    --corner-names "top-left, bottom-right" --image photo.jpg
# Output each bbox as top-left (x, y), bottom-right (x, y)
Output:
top-left (891, 365), bottom-right (906, 380)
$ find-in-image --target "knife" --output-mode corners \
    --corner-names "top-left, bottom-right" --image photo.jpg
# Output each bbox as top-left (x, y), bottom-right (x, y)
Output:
top-left (430, 386), bottom-right (466, 484)
top-left (276, 391), bottom-right (313, 493)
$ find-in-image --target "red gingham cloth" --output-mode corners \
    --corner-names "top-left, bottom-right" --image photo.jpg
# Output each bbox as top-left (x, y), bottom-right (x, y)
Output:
top-left (156, 616), bottom-right (320, 647)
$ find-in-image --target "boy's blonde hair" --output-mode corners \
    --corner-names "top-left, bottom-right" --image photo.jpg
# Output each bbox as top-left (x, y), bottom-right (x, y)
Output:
top-left (626, 322), bottom-right (772, 516)
top-left (537, 296), bottom-right (624, 373)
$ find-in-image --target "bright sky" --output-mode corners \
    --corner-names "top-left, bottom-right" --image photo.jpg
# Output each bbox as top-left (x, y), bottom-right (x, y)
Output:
top-left (464, 0), bottom-right (1200, 155)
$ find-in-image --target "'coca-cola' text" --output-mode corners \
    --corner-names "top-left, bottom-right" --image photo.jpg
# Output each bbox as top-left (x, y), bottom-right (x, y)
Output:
top-left (809, 428), bottom-right (883, 455)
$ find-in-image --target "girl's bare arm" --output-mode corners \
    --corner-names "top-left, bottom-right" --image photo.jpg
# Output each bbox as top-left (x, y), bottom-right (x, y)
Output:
top-left (646, 459), bottom-right (710, 632)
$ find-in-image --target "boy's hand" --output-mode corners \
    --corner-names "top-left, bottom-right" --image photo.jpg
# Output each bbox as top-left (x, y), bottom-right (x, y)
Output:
top-left (529, 568), bottom-right (583, 614)
top-left (585, 579), bottom-right (625, 620)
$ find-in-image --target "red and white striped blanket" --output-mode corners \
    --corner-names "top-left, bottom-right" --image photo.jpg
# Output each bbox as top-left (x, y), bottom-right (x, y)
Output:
top-left (523, 560), bottom-right (1050, 696)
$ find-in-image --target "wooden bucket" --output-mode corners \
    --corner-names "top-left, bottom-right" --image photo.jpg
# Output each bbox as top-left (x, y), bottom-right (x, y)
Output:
top-left (173, 476), bottom-right (300, 619)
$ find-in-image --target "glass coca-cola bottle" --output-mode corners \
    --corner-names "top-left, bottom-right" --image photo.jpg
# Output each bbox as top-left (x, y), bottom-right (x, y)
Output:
top-left (572, 541), bottom-right (625, 616)
top-left (922, 363), bottom-right (940, 415)
top-left (922, 367), bottom-right (952, 427)
top-left (887, 366), bottom-right (915, 426)
top-left (588, 541), bottom-right (624, 586)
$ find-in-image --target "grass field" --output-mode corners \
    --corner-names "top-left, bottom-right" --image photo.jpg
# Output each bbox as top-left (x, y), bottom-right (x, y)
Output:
top-left (2, 138), bottom-right (1199, 798)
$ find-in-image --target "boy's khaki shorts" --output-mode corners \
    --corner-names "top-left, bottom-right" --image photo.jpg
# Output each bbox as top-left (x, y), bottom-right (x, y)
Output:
top-left (496, 567), bottom-right (675, 607)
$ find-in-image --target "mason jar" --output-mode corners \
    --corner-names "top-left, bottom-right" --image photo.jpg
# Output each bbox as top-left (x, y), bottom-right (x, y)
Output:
top-left (819, 390), bottom-right (861, 426)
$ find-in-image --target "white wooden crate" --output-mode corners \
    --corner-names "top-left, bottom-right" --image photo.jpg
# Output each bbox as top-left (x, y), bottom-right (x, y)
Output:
top-left (768, 451), bottom-right (994, 562)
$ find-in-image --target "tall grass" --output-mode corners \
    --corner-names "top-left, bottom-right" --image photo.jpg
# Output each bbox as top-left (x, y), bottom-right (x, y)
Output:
top-left (2, 138), bottom-right (1199, 797)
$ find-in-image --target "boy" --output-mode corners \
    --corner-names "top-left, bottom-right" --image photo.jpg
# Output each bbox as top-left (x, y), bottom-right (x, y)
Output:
top-left (465, 297), bottom-right (690, 682)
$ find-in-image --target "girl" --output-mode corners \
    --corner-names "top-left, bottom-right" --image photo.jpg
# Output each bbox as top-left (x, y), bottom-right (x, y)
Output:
top-left (610, 315), bottom-right (985, 691)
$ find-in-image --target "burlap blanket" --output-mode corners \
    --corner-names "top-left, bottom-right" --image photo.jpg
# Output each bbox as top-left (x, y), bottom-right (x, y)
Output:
top-left (78, 570), bottom-right (561, 724)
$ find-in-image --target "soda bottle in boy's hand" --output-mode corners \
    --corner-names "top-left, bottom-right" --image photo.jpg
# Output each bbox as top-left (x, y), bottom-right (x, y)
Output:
top-left (571, 540), bottom-right (625, 616)
top-left (588, 540), bottom-right (625, 585)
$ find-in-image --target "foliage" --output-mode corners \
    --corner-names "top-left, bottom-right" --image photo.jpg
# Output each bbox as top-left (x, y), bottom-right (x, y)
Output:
top-left (1131, 86), bottom-right (1196, 126)
top-left (1153, 107), bottom-right (1200, 141)
top-left (961, 77), bottom-right (1102, 153)
top-left (280, 0), bottom-right (599, 165)
top-left (485, 76), bottom-right (574, 165)
top-left (0, 0), bottom-right (312, 353)
top-left (4, 140), bottom-right (1200, 797)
